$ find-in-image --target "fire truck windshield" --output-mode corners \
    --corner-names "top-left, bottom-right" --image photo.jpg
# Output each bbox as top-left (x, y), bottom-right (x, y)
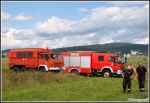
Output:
top-left (50, 53), bottom-right (63, 59)
top-left (109, 56), bottom-right (116, 62)
top-left (118, 56), bottom-right (125, 63)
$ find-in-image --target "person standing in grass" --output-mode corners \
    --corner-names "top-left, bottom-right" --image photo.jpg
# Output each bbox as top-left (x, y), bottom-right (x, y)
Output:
top-left (122, 65), bottom-right (134, 93)
top-left (134, 61), bottom-right (148, 92)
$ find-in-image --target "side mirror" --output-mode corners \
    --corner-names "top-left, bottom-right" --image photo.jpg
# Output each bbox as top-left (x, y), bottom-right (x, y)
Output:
top-left (125, 57), bottom-right (127, 63)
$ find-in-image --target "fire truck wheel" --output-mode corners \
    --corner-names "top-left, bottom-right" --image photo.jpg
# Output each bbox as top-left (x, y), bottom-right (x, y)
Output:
top-left (21, 67), bottom-right (27, 72)
top-left (70, 70), bottom-right (79, 76)
top-left (102, 70), bottom-right (111, 77)
top-left (13, 67), bottom-right (20, 72)
top-left (40, 67), bottom-right (46, 72)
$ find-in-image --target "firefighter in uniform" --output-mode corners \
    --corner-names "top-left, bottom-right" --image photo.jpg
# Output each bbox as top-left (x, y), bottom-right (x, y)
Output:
top-left (134, 61), bottom-right (148, 92)
top-left (122, 65), bottom-right (134, 93)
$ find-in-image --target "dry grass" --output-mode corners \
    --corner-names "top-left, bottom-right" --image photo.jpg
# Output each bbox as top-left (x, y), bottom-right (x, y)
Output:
top-left (1, 58), bottom-right (8, 70)
top-left (1, 58), bottom-right (79, 90)
top-left (2, 70), bottom-right (72, 90)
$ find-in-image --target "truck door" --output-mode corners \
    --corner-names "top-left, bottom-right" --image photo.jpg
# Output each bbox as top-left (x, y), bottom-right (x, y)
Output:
top-left (27, 52), bottom-right (37, 67)
top-left (39, 53), bottom-right (47, 65)
top-left (92, 53), bottom-right (105, 70)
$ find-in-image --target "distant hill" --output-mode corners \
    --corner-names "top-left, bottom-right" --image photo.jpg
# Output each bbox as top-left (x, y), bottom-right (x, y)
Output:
top-left (53, 43), bottom-right (148, 54)
top-left (2, 49), bottom-right (11, 53)
top-left (1, 43), bottom-right (148, 55)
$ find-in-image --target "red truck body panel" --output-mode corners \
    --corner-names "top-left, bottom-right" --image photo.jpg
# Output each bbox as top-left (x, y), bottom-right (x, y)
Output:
top-left (61, 51), bottom-right (125, 76)
top-left (8, 48), bottom-right (64, 71)
top-left (61, 52), bottom-right (92, 73)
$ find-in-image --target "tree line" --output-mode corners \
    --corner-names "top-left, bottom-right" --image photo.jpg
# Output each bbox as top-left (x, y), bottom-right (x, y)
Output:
top-left (1, 43), bottom-right (148, 57)
top-left (53, 43), bottom-right (148, 54)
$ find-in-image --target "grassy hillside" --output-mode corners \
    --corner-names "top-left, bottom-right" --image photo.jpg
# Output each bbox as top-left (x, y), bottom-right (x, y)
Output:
top-left (2, 56), bottom-right (149, 101)
top-left (2, 43), bottom-right (148, 55)
top-left (53, 43), bottom-right (148, 54)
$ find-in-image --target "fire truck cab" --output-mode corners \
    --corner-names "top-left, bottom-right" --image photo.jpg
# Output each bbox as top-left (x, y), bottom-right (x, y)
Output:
top-left (61, 51), bottom-right (126, 77)
top-left (8, 48), bottom-right (64, 72)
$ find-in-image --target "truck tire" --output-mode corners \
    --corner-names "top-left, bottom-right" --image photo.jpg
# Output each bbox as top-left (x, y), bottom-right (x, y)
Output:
top-left (40, 67), bottom-right (46, 72)
top-left (70, 70), bottom-right (79, 76)
top-left (21, 67), bottom-right (27, 72)
top-left (13, 67), bottom-right (20, 72)
top-left (102, 70), bottom-right (111, 77)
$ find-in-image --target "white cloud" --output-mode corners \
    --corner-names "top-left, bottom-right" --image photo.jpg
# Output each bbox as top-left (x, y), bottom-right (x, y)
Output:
top-left (77, 7), bottom-right (89, 12)
top-left (2, 37), bottom-right (21, 47)
top-left (143, 4), bottom-right (149, 9)
top-left (35, 16), bottom-right (73, 34)
top-left (133, 37), bottom-right (149, 44)
top-left (44, 33), bottom-right (99, 49)
top-left (1, 3), bottom-right (149, 50)
top-left (1, 28), bottom-right (42, 50)
top-left (13, 13), bottom-right (33, 21)
top-left (1, 11), bottom-right (11, 21)
top-left (100, 38), bottom-right (114, 44)
top-left (1, 11), bottom-right (35, 21)
top-left (114, 29), bottom-right (126, 37)
top-left (35, 5), bottom-right (148, 36)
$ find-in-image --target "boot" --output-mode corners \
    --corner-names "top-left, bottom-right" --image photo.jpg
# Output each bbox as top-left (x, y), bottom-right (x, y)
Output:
top-left (123, 88), bottom-right (126, 93)
top-left (128, 89), bottom-right (131, 93)
top-left (139, 88), bottom-right (143, 92)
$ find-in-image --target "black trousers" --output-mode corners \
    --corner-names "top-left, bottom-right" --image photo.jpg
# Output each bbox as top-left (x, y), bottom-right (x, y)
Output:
top-left (123, 78), bottom-right (131, 90)
top-left (138, 77), bottom-right (145, 89)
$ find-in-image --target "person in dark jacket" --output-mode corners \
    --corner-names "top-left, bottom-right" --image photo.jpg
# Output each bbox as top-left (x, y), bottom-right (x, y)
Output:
top-left (134, 61), bottom-right (148, 92)
top-left (122, 65), bottom-right (134, 93)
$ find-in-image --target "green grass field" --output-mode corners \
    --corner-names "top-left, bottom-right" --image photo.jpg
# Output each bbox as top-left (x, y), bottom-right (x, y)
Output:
top-left (125, 56), bottom-right (148, 68)
top-left (1, 56), bottom-right (149, 101)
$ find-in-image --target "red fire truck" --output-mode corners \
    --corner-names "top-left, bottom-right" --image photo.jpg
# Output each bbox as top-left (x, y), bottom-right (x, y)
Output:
top-left (8, 48), bottom-right (64, 72)
top-left (61, 51), bottom-right (126, 77)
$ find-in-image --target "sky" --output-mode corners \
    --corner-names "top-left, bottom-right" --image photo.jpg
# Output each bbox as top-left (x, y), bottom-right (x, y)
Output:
top-left (1, 1), bottom-right (149, 50)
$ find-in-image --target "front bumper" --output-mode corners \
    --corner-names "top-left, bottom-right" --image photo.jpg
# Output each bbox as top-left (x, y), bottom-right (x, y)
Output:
top-left (50, 67), bottom-right (66, 70)
top-left (117, 70), bottom-right (122, 74)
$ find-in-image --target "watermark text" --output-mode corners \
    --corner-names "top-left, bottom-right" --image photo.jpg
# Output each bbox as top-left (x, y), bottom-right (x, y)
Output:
top-left (127, 98), bottom-right (149, 102)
